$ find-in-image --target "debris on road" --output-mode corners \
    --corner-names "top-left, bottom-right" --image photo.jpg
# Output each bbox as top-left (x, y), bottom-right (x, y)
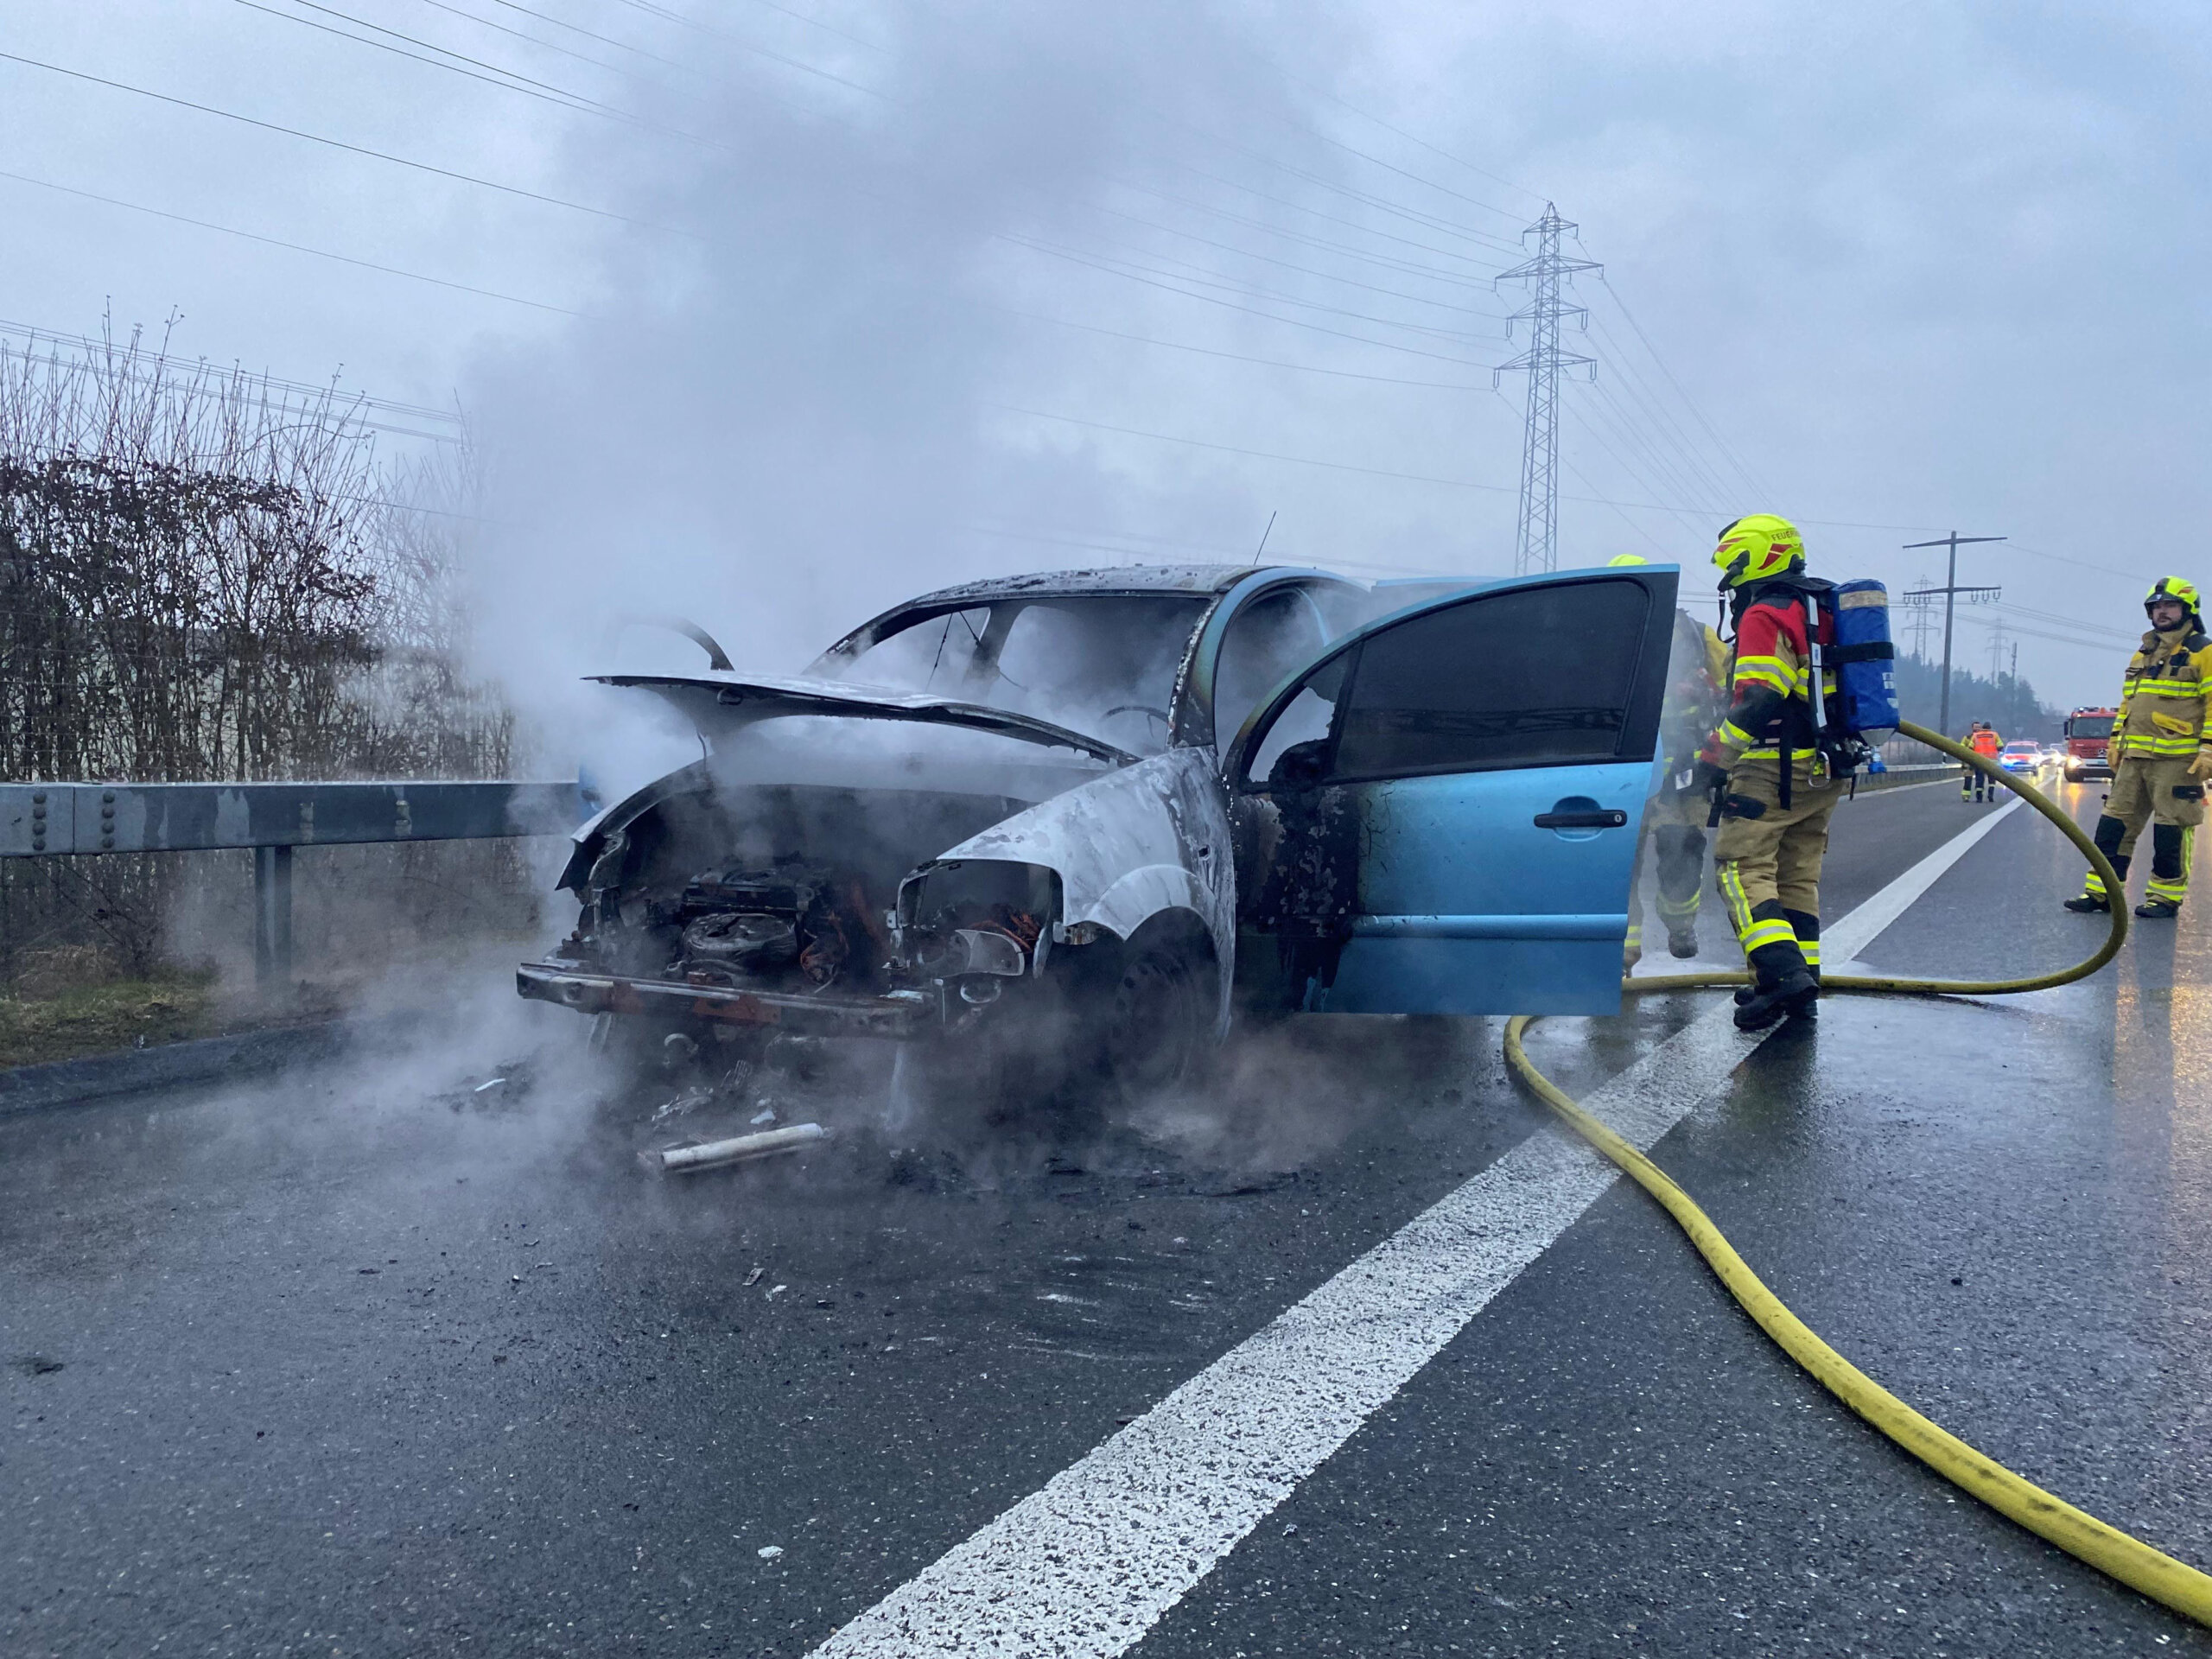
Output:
top-left (766, 1284), bottom-right (788, 1300)
top-left (644, 1122), bottom-right (830, 1176)
top-left (743, 1267), bottom-right (764, 1287)
top-left (472, 1077), bottom-right (508, 1094)
top-left (757, 1545), bottom-right (785, 1561)
top-left (750, 1105), bottom-right (777, 1125)
top-left (12, 1354), bottom-right (64, 1376)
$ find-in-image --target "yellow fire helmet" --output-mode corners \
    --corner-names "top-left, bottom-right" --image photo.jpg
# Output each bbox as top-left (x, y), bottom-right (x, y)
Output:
top-left (1605, 554), bottom-right (1649, 567)
top-left (2145, 575), bottom-right (2202, 620)
top-left (1711, 514), bottom-right (1805, 589)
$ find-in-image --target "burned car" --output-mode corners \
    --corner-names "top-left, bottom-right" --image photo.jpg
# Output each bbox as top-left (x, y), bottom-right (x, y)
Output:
top-left (518, 561), bottom-right (1681, 1107)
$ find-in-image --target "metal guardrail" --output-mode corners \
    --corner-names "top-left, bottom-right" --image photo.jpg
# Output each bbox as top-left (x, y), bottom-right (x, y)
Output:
top-left (1, 780), bottom-right (582, 982)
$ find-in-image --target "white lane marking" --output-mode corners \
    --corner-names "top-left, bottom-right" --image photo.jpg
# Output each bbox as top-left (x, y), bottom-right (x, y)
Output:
top-left (1826, 796), bottom-right (2021, 967)
top-left (811, 804), bottom-right (2021, 1658)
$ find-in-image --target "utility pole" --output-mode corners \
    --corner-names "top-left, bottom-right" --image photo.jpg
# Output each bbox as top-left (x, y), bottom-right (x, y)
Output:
top-left (1903, 531), bottom-right (2005, 737)
top-left (1494, 205), bottom-right (1599, 575)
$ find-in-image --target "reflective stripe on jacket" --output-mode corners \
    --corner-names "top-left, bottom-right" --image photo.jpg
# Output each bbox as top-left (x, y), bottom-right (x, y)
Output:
top-left (2116, 626), bottom-right (2212, 760)
top-left (1708, 588), bottom-right (1836, 766)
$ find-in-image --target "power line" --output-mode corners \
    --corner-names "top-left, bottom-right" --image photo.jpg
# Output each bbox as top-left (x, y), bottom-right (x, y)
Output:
top-left (1272, 68), bottom-right (1549, 211)
top-left (990, 402), bottom-right (1519, 495)
top-left (1564, 397), bottom-right (1713, 530)
top-left (727, 0), bottom-right (891, 54)
top-left (1068, 200), bottom-right (1510, 321)
top-left (235, 0), bottom-right (746, 144)
top-left (259, 0), bottom-right (1523, 315)
top-left (410, 0), bottom-right (677, 86)
top-left (1000, 307), bottom-right (1489, 391)
top-left (0, 315), bottom-right (463, 422)
top-left (0, 50), bottom-right (690, 235)
top-left (1107, 177), bottom-right (1503, 294)
top-left (1591, 272), bottom-right (1771, 502)
top-left (994, 402), bottom-right (1958, 534)
top-left (2006, 539), bottom-right (2158, 585)
top-left (1162, 119), bottom-right (1527, 257)
top-left (257, 0), bottom-right (632, 114)
top-left (1576, 378), bottom-right (1727, 518)
top-left (1154, 157), bottom-right (1509, 274)
top-left (479, 0), bottom-right (707, 73)
top-left (1549, 423), bottom-right (1677, 560)
top-left (996, 229), bottom-right (1497, 346)
top-left (0, 168), bottom-right (587, 317)
top-left (995, 238), bottom-right (1501, 370)
top-left (609, 0), bottom-right (891, 71)
top-left (1580, 310), bottom-right (1743, 508)
top-left (1951, 611), bottom-right (2123, 655)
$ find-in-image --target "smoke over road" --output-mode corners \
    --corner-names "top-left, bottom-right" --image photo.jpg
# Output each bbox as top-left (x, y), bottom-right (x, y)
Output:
top-left (452, 2), bottom-right (1376, 792)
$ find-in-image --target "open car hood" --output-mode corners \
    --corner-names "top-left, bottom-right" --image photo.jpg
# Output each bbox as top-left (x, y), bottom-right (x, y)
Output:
top-left (592, 674), bottom-right (1139, 767)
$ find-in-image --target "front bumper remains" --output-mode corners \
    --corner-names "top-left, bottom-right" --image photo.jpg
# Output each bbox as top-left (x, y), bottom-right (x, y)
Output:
top-left (516, 960), bottom-right (934, 1038)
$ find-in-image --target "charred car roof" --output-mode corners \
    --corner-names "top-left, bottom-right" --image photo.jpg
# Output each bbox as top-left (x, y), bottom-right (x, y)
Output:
top-left (815, 564), bottom-right (1283, 663)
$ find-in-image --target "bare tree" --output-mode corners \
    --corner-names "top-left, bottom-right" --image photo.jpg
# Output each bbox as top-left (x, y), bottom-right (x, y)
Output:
top-left (0, 317), bottom-right (517, 986)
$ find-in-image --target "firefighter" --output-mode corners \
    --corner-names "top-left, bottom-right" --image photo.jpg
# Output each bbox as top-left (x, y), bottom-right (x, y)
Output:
top-left (1689, 515), bottom-right (1839, 1031)
top-left (2063, 577), bottom-right (2212, 919)
top-left (1962, 720), bottom-right (2003, 802)
top-left (1611, 554), bottom-right (1729, 968)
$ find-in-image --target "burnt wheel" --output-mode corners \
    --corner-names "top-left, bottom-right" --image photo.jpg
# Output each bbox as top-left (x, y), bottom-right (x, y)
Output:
top-left (1094, 940), bottom-right (1212, 1108)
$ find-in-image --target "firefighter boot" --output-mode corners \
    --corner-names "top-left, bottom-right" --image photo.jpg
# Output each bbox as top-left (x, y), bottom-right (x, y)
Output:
top-left (2066, 817), bottom-right (2131, 912)
top-left (1784, 910), bottom-right (1821, 992)
top-left (1653, 827), bottom-right (1705, 958)
top-left (1732, 908), bottom-right (1821, 1014)
top-left (2135, 823), bottom-right (2191, 918)
top-left (1733, 938), bottom-right (1819, 1032)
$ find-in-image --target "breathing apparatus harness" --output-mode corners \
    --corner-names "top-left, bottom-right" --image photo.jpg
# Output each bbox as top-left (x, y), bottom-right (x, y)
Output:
top-left (1708, 571), bottom-right (1897, 818)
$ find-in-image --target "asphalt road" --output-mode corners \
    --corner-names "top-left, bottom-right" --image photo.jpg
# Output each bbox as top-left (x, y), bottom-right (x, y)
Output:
top-left (5, 770), bottom-right (2209, 1657)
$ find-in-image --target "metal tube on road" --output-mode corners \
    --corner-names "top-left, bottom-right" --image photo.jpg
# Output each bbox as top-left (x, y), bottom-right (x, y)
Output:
top-left (648, 1122), bottom-right (830, 1174)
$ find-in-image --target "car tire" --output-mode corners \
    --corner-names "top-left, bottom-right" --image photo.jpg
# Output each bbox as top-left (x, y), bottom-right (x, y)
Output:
top-left (2064, 766), bottom-right (2081, 783)
top-left (1086, 933), bottom-right (1216, 1112)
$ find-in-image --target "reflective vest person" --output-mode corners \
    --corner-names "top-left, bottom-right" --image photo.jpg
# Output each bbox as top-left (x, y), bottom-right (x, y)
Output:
top-left (1962, 721), bottom-right (2003, 802)
top-left (1610, 554), bottom-right (1729, 967)
top-left (2064, 577), bottom-right (2212, 919)
top-left (1690, 514), bottom-right (1840, 1031)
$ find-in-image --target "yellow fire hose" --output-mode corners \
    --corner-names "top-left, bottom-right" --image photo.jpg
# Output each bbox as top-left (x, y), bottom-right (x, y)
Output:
top-left (1505, 719), bottom-right (2212, 1628)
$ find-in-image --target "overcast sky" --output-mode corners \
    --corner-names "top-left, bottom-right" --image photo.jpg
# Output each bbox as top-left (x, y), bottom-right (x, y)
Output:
top-left (8, 0), bottom-right (2207, 717)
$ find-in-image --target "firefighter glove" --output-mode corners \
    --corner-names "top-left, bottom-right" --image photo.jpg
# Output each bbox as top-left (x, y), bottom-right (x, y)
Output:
top-left (2190, 752), bottom-right (2212, 782)
top-left (1685, 758), bottom-right (1731, 799)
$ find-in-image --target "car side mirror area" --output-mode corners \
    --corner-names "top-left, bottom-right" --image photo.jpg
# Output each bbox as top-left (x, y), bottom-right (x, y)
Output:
top-left (1269, 739), bottom-right (1331, 791)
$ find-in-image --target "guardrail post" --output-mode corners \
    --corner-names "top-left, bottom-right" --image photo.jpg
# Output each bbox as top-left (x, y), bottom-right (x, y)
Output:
top-left (254, 844), bottom-right (294, 985)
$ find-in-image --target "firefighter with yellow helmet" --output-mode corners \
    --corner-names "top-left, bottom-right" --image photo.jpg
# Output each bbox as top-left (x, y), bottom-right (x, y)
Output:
top-left (1608, 554), bottom-right (1729, 966)
top-left (2063, 576), bottom-right (2212, 918)
top-left (1688, 516), bottom-right (1840, 1030)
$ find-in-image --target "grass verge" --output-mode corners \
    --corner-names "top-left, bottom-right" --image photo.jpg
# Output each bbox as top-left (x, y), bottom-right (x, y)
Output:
top-left (0, 974), bottom-right (224, 1071)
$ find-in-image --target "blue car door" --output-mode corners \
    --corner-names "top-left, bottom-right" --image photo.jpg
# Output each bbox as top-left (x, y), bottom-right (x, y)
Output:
top-left (1226, 566), bottom-right (1677, 1016)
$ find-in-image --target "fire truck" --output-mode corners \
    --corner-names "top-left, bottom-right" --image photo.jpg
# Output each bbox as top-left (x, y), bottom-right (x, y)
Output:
top-left (2062, 706), bottom-right (2117, 783)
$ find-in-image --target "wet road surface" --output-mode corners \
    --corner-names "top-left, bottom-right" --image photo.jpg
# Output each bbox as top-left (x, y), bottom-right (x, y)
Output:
top-left (4, 773), bottom-right (2209, 1656)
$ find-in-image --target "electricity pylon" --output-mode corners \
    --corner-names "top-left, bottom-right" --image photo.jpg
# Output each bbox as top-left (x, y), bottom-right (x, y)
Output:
top-left (1494, 205), bottom-right (1599, 575)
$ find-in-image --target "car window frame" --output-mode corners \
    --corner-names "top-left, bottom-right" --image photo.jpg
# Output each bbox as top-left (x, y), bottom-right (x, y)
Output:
top-left (1174, 569), bottom-right (1376, 751)
top-left (1228, 569), bottom-right (1675, 792)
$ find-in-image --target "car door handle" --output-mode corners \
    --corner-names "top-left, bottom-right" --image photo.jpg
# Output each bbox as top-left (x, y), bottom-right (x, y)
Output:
top-left (1532, 808), bottom-right (1627, 830)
